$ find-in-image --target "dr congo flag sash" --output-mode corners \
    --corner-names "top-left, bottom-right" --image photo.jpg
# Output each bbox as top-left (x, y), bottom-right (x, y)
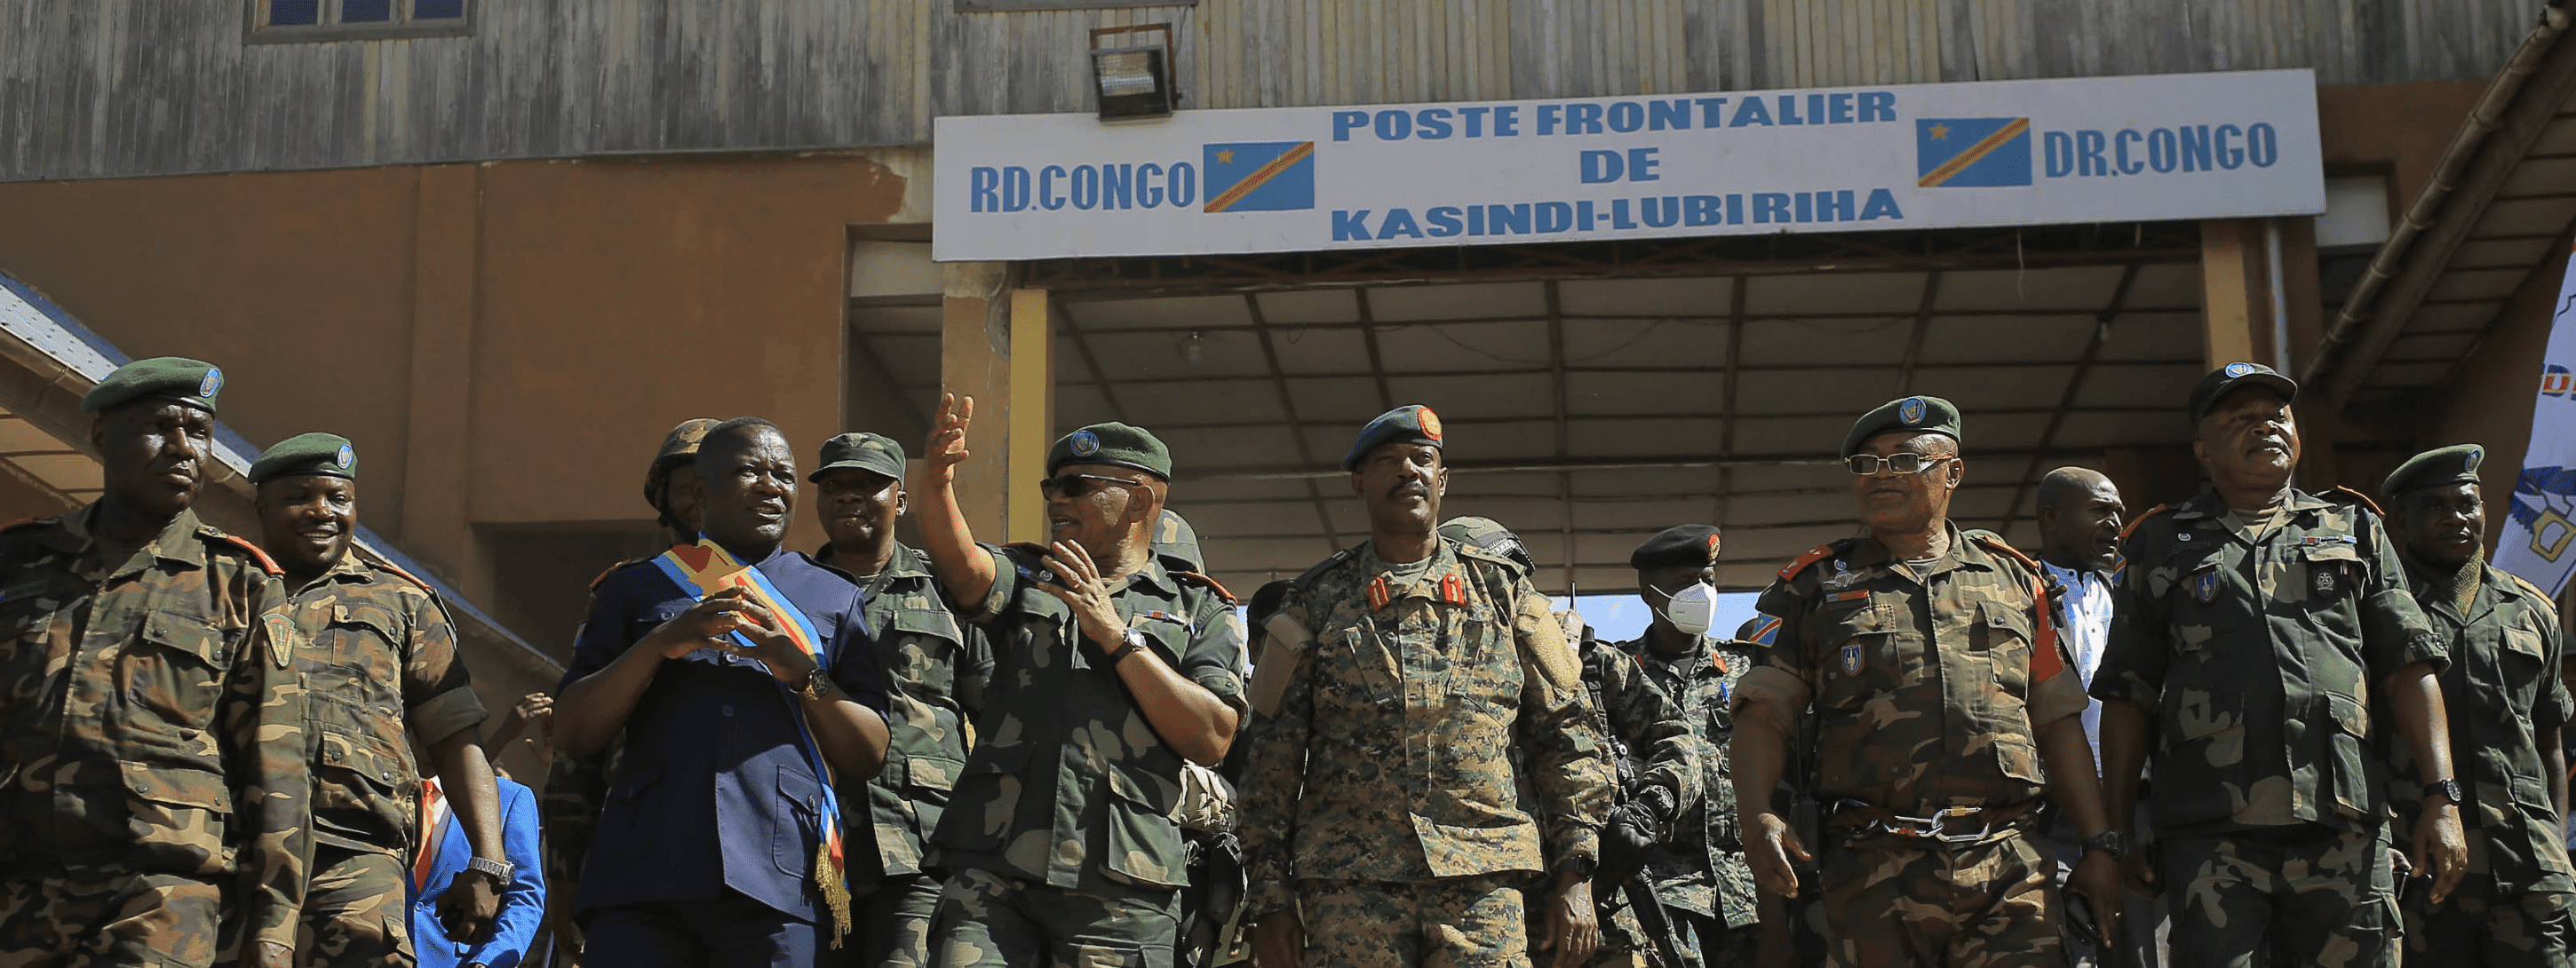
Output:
top-left (649, 539), bottom-right (855, 945)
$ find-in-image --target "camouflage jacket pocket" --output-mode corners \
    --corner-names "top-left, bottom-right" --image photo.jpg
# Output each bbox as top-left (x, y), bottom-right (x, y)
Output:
top-left (122, 618), bottom-right (236, 732)
top-left (2322, 691), bottom-right (2381, 819)
top-left (116, 760), bottom-right (234, 877)
top-left (1974, 599), bottom-right (2037, 702)
top-left (902, 751), bottom-right (964, 795)
top-left (1813, 597), bottom-right (1893, 711)
top-left (2296, 542), bottom-right (2365, 607)
top-left (2153, 686), bottom-right (2247, 826)
top-left (1101, 766), bottom-right (1188, 888)
top-left (311, 727), bottom-right (412, 850)
top-left (934, 742), bottom-right (1032, 852)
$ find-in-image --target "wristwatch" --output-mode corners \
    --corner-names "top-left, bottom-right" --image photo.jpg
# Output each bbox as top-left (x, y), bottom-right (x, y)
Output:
top-left (2423, 777), bottom-right (2464, 805)
top-left (2081, 830), bottom-right (2128, 861)
top-left (798, 665), bottom-right (833, 701)
top-left (1106, 628), bottom-right (1148, 665)
top-left (465, 855), bottom-right (514, 886)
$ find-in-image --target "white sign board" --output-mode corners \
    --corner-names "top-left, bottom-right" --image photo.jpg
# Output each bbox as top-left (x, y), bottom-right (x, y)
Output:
top-left (933, 69), bottom-right (2323, 262)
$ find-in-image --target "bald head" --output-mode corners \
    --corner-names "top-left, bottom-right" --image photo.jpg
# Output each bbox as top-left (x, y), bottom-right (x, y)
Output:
top-left (2035, 466), bottom-right (2125, 573)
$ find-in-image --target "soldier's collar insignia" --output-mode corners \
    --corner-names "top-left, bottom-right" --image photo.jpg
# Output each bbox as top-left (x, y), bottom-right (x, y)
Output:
top-left (2224, 361), bottom-right (2253, 378)
top-left (1898, 396), bottom-right (1927, 425)
top-left (198, 367), bottom-right (223, 399)
top-left (1069, 430), bottom-right (1101, 457)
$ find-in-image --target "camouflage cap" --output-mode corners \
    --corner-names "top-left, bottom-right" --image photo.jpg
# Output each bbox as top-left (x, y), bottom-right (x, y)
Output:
top-left (1840, 394), bottom-right (1961, 460)
top-left (1048, 422), bottom-right (1172, 480)
top-left (1153, 509), bottom-right (1205, 572)
top-left (82, 356), bottom-right (224, 415)
top-left (807, 431), bottom-right (908, 483)
top-left (1341, 404), bottom-right (1445, 472)
top-left (2187, 361), bottom-right (2298, 427)
top-left (2382, 443), bottom-right (2486, 498)
top-left (642, 417), bottom-right (721, 512)
top-left (1630, 524), bottom-right (1721, 570)
top-left (1438, 515), bottom-right (1536, 576)
top-left (249, 432), bottom-right (357, 485)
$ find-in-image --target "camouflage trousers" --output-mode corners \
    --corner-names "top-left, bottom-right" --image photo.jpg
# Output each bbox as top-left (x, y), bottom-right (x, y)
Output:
top-left (293, 847), bottom-right (408, 968)
top-left (0, 869), bottom-right (222, 968)
top-left (1297, 873), bottom-right (1532, 968)
top-left (927, 867), bottom-right (1179, 968)
top-left (2159, 824), bottom-right (2396, 968)
top-left (2400, 886), bottom-right (2574, 968)
top-left (1814, 828), bottom-right (2063, 968)
top-left (1574, 901), bottom-right (1756, 968)
top-left (857, 872), bottom-right (942, 968)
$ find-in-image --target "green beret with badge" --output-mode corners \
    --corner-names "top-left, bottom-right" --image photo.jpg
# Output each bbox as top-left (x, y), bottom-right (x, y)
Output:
top-left (2187, 361), bottom-right (2299, 426)
top-left (1840, 394), bottom-right (1961, 460)
top-left (1630, 524), bottom-right (1721, 570)
top-left (1048, 422), bottom-right (1172, 480)
top-left (808, 431), bottom-right (909, 483)
top-left (82, 356), bottom-right (225, 415)
top-left (1342, 404), bottom-right (1445, 472)
top-left (2382, 443), bottom-right (2485, 498)
top-left (249, 432), bottom-right (358, 485)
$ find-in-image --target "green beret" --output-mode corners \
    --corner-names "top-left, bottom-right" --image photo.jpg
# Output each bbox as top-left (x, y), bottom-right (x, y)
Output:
top-left (808, 432), bottom-right (908, 483)
top-left (1630, 524), bottom-right (1722, 570)
top-left (1153, 509), bottom-right (1204, 572)
top-left (1841, 395), bottom-right (1961, 460)
top-left (1343, 404), bottom-right (1446, 472)
top-left (82, 357), bottom-right (224, 415)
top-left (2187, 361), bottom-right (2298, 426)
top-left (1048, 422), bottom-right (1171, 480)
top-left (1437, 515), bottom-right (1535, 575)
top-left (2383, 443), bottom-right (2486, 498)
top-left (249, 432), bottom-right (357, 485)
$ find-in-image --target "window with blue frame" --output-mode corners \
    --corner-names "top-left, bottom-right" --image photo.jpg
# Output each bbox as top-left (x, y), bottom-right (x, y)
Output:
top-left (250, 0), bottom-right (469, 41)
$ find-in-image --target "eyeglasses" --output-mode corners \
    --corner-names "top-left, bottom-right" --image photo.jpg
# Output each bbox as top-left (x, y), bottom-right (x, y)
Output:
top-left (1845, 453), bottom-right (1953, 476)
top-left (1040, 473), bottom-right (1149, 499)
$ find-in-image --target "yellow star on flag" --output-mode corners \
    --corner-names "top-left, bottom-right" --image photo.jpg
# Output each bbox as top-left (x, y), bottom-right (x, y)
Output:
top-left (1928, 124), bottom-right (1949, 139)
top-left (1216, 149), bottom-right (1236, 163)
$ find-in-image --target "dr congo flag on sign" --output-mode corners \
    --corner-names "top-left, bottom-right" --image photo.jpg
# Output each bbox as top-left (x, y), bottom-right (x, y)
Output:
top-left (1915, 117), bottom-right (2034, 187)
top-left (1203, 141), bottom-right (1316, 212)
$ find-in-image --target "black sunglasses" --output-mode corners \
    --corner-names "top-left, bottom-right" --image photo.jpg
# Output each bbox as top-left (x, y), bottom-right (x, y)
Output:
top-left (1040, 472), bottom-right (1149, 499)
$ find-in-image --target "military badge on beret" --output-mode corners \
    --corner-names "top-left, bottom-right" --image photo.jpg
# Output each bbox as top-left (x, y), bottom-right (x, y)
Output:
top-left (1419, 407), bottom-right (1443, 440)
top-left (2465, 448), bottom-right (2482, 473)
top-left (2224, 361), bottom-right (2253, 378)
top-left (1069, 430), bottom-right (1101, 457)
top-left (1841, 640), bottom-right (1864, 674)
top-left (1898, 396), bottom-right (1927, 425)
top-left (335, 444), bottom-right (355, 470)
top-left (199, 367), bottom-right (224, 399)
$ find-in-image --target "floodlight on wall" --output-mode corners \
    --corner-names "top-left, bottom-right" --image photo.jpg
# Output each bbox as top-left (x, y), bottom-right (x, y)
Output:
top-left (1091, 24), bottom-right (1178, 121)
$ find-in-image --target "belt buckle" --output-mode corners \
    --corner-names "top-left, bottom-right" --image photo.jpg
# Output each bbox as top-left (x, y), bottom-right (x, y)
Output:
top-left (1929, 806), bottom-right (1990, 844)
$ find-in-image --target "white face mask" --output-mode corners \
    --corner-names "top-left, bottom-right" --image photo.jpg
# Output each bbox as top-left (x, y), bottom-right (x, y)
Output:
top-left (1662, 582), bottom-right (1717, 638)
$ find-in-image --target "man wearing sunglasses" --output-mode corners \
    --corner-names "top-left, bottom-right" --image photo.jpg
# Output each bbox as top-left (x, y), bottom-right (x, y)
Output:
top-left (2092, 363), bottom-right (2465, 967)
top-left (911, 397), bottom-right (1248, 968)
top-left (1239, 404), bottom-right (1612, 968)
top-left (1729, 395), bottom-right (2123, 968)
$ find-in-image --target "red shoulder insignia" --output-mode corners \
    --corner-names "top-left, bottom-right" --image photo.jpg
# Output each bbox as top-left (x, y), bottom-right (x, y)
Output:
top-left (370, 559), bottom-right (437, 593)
top-left (2118, 504), bottom-right (2174, 544)
top-left (2322, 485), bottom-right (2385, 518)
top-left (1973, 534), bottom-right (2041, 571)
top-left (203, 530), bottom-right (283, 577)
top-left (1777, 544), bottom-right (1836, 582)
top-left (1171, 569), bottom-right (1237, 605)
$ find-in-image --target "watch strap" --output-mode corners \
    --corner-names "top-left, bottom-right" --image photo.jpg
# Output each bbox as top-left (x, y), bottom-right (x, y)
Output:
top-left (1107, 629), bottom-right (1147, 664)
top-left (799, 665), bottom-right (833, 701)
top-left (465, 855), bottom-right (513, 883)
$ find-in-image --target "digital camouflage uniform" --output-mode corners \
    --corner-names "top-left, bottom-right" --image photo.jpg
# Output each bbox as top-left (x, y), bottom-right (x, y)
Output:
top-left (1618, 635), bottom-right (1761, 968)
top-left (925, 542), bottom-right (1246, 968)
top-left (2092, 488), bottom-right (2445, 968)
top-left (816, 540), bottom-right (991, 968)
top-left (1733, 525), bottom-right (2087, 968)
top-left (1236, 539), bottom-right (1613, 968)
top-left (0, 504), bottom-right (308, 968)
top-left (283, 551), bottom-right (487, 968)
top-left (1572, 633), bottom-right (1708, 968)
top-left (2387, 557), bottom-right (2575, 967)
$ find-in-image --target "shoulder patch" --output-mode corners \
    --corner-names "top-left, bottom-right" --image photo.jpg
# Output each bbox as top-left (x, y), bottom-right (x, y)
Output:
top-left (202, 529), bottom-right (282, 576)
top-left (2118, 504), bottom-right (2174, 544)
top-left (1513, 592), bottom-right (1583, 695)
top-left (1777, 543), bottom-right (1838, 582)
top-left (1970, 533), bottom-right (2041, 572)
top-left (1169, 569), bottom-right (1237, 605)
top-left (1292, 545), bottom-right (1360, 590)
top-left (2320, 485), bottom-right (2385, 519)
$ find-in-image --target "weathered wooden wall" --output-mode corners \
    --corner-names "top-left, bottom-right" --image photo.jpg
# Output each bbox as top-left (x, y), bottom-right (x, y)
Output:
top-left (0, 0), bottom-right (2541, 180)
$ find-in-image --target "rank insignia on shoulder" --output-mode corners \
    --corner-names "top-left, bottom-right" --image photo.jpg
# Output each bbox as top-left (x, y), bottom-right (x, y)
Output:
top-left (1367, 575), bottom-right (1392, 612)
top-left (1840, 640), bottom-right (1864, 675)
top-left (1440, 574), bottom-right (1465, 606)
top-left (2190, 568), bottom-right (2218, 604)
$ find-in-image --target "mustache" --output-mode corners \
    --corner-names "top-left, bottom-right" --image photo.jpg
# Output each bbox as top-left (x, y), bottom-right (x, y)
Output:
top-left (1387, 480), bottom-right (1430, 498)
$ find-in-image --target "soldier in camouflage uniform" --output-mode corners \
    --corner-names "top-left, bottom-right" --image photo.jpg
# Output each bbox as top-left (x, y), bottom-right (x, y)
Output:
top-left (1439, 516), bottom-right (1706, 968)
top-left (247, 432), bottom-right (507, 968)
top-left (1731, 395), bottom-right (2123, 968)
top-left (912, 398), bottom-right (1248, 968)
top-left (539, 417), bottom-right (713, 966)
top-left (807, 431), bottom-right (992, 968)
top-left (1241, 406), bottom-right (1613, 968)
top-left (1614, 526), bottom-right (1761, 968)
top-left (2380, 445), bottom-right (2574, 967)
top-left (2093, 363), bottom-right (2468, 968)
top-left (0, 358), bottom-right (309, 968)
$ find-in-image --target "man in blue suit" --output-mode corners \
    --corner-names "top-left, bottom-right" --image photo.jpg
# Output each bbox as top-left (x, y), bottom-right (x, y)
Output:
top-left (554, 417), bottom-right (895, 966)
top-left (409, 774), bottom-right (546, 968)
